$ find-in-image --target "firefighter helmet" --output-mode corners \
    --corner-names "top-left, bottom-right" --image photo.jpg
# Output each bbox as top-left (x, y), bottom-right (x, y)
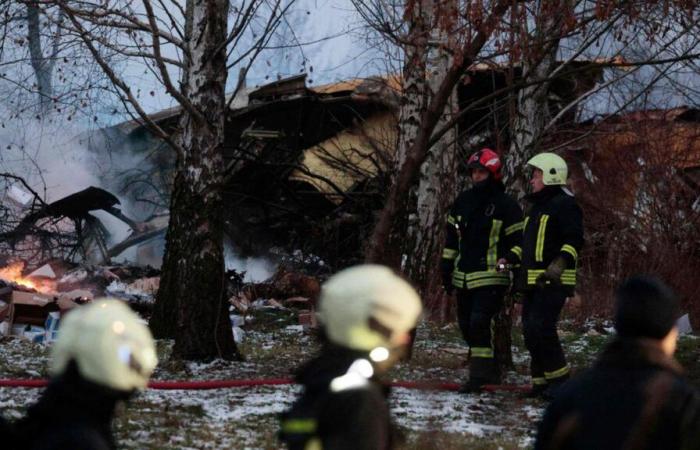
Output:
top-left (50, 299), bottom-right (158, 392)
top-left (317, 264), bottom-right (422, 351)
top-left (527, 152), bottom-right (568, 185)
top-left (467, 148), bottom-right (503, 181)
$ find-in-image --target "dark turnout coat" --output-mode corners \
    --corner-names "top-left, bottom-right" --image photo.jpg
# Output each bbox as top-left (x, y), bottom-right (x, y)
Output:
top-left (442, 179), bottom-right (523, 290)
top-left (280, 347), bottom-right (398, 450)
top-left (535, 338), bottom-right (700, 450)
top-left (514, 186), bottom-right (583, 292)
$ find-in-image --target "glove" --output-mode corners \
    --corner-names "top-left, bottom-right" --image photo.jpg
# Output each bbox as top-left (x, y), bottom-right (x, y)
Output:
top-left (440, 260), bottom-right (454, 294)
top-left (536, 256), bottom-right (567, 289)
top-left (512, 292), bottom-right (525, 304)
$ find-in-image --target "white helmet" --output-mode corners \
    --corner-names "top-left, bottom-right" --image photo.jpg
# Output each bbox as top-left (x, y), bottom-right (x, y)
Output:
top-left (50, 299), bottom-right (158, 392)
top-left (317, 264), bottom-right (422, 351)
top-left (527, 152), bottom-right (568, 185)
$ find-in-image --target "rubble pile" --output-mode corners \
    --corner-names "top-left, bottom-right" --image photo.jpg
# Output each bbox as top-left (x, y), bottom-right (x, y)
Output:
top-left (228, 267), bottom-right (322, 343)
top-left (0, 259), bottom-right (161, 343)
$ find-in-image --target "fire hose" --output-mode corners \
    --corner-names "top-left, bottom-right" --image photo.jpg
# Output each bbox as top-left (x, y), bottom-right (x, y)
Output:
top-left (0, 378), bottom-right (529, 392)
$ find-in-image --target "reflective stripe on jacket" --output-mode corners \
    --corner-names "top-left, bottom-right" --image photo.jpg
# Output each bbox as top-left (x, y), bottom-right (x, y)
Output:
top-left (516, 186), bottom-right (583, 288)
top-left (441, 180), bottom-right (523, 290)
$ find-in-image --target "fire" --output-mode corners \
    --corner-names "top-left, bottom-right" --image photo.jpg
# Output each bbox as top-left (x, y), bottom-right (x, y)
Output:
top-left (0, 262), bottom-right (57, 294)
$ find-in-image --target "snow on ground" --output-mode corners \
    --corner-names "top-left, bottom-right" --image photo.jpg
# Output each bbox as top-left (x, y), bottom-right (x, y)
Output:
top-left (0, 319), bottom-right (545, 449)
top-left (3, 314), bottom-right (696, 449)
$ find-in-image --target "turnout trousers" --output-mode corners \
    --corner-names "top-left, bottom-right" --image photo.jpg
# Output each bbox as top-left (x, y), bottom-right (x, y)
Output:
top-left (456, 286), bottom-right (505, 382)
top-left (522, 285), bottom-right (570, 386)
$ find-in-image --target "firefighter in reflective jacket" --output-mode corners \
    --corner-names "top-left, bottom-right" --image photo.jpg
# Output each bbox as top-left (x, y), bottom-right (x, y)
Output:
top-left (279, 265), bottom-right (422, 450)
top-left (499, 152), bottom-right (583, 398)
top-left (440, 148), bottom-right (523, 392)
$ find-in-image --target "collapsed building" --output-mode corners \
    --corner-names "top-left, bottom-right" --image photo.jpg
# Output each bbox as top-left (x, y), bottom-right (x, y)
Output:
top-left (81, 62), bottom-right (608, 268)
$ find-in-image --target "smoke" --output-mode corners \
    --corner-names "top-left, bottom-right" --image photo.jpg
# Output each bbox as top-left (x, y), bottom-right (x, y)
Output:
top-left (0, 119), bottom-right (102, 202)
top-left (224, 241), bottom-right (277, 282)
top-left (0, 116), bottom-right (144, 260)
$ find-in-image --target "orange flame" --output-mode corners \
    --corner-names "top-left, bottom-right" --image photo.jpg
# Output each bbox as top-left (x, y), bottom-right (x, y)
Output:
top-left (0, 262), bottom-right (57, 294)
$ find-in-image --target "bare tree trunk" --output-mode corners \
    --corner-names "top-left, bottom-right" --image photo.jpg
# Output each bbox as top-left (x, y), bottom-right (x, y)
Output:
top-left (150, 0), bottom-right (238, 361)
top-left (387, 0), bottom-right (429, 270)
top-left (404, 8), bottom-right (459, 303)
top-left (365, 0), bottom-right (512, 265)
top-left (503, 2), bottom-right (564, 193)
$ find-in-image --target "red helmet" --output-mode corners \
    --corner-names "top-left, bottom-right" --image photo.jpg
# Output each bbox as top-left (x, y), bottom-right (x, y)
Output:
top-left (467, 148), bottom-right (502, 180)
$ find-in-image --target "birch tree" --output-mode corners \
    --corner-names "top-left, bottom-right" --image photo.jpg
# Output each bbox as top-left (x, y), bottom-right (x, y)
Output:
top-left (25, 0), bottom-right (290, 360)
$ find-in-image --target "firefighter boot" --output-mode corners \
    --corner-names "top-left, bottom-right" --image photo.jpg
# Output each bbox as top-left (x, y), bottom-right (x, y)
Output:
top-left (541, 374), bottom-right (570, 401)
top-left (459, 358), bottom-right (500, 393)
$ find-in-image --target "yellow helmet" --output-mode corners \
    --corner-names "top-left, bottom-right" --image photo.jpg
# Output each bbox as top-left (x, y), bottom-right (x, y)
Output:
top-left (527, 153), bottom-right (568, 185)
top-left (317, 264), bottom-right (422, 351)
top-left (50, 299), bottom-right (158, 392)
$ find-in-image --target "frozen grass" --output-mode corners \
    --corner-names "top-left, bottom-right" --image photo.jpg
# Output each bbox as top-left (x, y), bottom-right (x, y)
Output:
top-left (1, 313), bottom-right (698, 449)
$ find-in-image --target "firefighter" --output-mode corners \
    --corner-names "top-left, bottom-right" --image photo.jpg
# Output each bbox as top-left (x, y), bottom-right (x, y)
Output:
top-left (535, 276), bottom-right (700, 450)
top-left (279, 264), bottom-right (422, 450)
top-left (440, 148), bottom-right (523, 392)
top-left (499, 152), bottom-right (583, 398)
top-left (9, 299), bottom-right (158, 450)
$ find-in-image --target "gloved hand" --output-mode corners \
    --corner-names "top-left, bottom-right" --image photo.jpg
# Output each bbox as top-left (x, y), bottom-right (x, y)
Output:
top-left (442, 270), bottom-right (454, 294)
top-left (536, 256), bottom-right (567, 288)
top-left (512, 292), bottom-right (525, 304)
top-left (440, 260), bottom-right (454, 294)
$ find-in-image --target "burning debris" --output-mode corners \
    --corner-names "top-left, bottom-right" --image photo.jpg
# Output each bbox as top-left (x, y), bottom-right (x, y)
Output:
top-left (0, 258), bottom-right (163, 342)
top-left (0, 261), bottom-right (57, 294)
top-left (0, 260), bottom-right (93, 342)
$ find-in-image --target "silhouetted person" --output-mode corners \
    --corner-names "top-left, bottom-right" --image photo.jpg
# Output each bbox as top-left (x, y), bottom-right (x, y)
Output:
top-left (535, 275), bottom-right (700, 450)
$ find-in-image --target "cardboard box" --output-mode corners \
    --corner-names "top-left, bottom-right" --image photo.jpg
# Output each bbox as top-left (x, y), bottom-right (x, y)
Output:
top-left (11, 291), bottom-right (57, 327)
top-left (11, 290), bottom-right (54, 307)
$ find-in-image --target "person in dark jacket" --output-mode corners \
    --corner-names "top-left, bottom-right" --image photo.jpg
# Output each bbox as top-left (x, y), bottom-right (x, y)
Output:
top-left (8, 299), bottom-right (158, 450)
top-left (440, 148), bottom-right (523, 392)
top-left (279, 265), bottom-right (422, 450)
top-left (535, 275), bottom-right (700, 450)
top-left (499, 152), bottom-right (583, 397)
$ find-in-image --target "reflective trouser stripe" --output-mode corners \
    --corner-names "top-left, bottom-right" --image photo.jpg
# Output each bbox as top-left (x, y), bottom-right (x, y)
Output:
top-left (545, 365), bottom-right (570, 380)
top-left (532, 377), bottom-right (547, 386)
top-left (471, 347), bottom-right (494, 358)
top-left (281, 419), bottom-right (317, 434)
top-left (535, 215), bottom-right (549, 262)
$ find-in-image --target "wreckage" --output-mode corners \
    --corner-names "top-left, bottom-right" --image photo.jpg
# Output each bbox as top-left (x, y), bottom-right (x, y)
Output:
top-left (0, 183), bottom-right (168, 265)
